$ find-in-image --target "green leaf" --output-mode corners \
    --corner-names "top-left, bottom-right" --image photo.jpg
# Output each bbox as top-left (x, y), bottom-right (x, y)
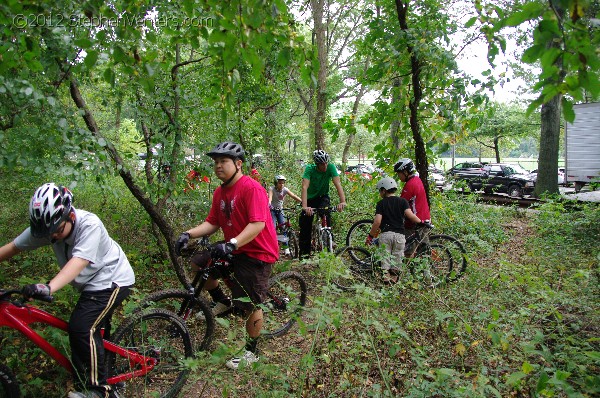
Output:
top-left (103, 68), bottom-right (115, 86)
top-left (536, 371), bottom-right (550, 392)
top-left (583, 351), bottom-right (600, 360)
top-left (74, 38), bottom-right (93, 49)
top-left (562, 98), bottom-right (575, 123)
top-left (522, 361), bottom-right (534, 374)
top-left (507, 371), bottom-right (527, 386)
top-left (465, 17), bottom-right (478, 28)
top-left (84, 50), bottom-right (98, 69)
top-left (522, 45), bottom-right (544, 63)
top-left (113, 45), bottom-right (128, 64)
top-left (505, 11), bottom-right (530, 27)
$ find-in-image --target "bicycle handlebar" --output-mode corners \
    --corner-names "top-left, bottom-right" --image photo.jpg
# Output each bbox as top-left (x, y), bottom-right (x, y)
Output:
top-left (0, 288), bottom-right (54, 303)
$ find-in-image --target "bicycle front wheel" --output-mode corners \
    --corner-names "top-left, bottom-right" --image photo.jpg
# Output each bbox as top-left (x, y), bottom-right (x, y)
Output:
top-left (321, 229), bottom-right (333, 252)
top-left (0, 363), bottom-right (20, 398)
top-left (332, 246), bottom-right (377, 291)
top-left (139, 289), bottom-right (215, 352)
top-left (288, 230), bottom-right (299, 259)
top-left (261, 271), bottom-right (307, 339)
top-left (107, 308), bottom-right (193, 398)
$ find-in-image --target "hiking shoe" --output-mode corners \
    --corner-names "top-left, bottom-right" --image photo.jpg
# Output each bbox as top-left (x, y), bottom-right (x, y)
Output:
top-left (195, 301), bottom-right (232, 320)
top-left (68, 390), bottom-right (102, 398)
top-left (225, 350), bottom-right (260, 370)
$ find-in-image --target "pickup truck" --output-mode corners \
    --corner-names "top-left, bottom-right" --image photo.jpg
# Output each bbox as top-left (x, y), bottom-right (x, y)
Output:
top-left (452, 163), bottom-right (536, 197)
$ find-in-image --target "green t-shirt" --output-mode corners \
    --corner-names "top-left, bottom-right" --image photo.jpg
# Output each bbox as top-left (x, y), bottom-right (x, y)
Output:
top-left (303, 163), bottom-right (339, 199)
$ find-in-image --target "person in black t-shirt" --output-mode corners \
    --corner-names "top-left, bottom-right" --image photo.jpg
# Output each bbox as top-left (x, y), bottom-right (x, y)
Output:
top-left (366, 177), bottom-right (423, 284)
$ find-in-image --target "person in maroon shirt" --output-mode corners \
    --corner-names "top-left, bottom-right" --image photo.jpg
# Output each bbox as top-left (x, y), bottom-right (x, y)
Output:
top-left (174, 142), bottom-right (278, 370)
top-left (394, 158), bottom-right (431, 236)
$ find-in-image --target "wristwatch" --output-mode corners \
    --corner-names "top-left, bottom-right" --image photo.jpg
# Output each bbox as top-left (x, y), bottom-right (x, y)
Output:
top-left (229, 238), bottom-right (239, 250)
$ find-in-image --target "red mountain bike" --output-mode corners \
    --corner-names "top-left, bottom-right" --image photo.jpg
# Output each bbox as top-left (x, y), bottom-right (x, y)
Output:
top-left (0, 287), bottom-right (193, 398)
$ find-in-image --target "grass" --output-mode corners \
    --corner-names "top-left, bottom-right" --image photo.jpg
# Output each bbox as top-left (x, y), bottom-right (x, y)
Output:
top-left (1, 172), bottom-right (598, 397)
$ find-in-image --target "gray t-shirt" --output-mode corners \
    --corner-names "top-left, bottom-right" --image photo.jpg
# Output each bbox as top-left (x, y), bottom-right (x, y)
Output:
top-left (13, 208), bottom-right (135, 292)
top-left (269, 186), bottom-right (290, 209)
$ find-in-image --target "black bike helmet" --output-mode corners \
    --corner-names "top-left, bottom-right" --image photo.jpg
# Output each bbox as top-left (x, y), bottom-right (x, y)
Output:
top-left (394, 158), bottom-right (416, 174)
top-left (206, 141), bottom-right (246, 162)
top-left (313, 149), bottom-right (329, 164)
top-left (29, 183), bottom-right (73, 238)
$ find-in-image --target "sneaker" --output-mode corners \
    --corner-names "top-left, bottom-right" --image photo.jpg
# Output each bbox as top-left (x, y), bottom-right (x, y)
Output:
top-left (283, 248), bottom-right (291, 256)
top-left (225, 350), bottom-right (260, 370)
top-left (68, 391), bottom-right (102, 398)
top-left (195, 301), bottom-right (232, 320)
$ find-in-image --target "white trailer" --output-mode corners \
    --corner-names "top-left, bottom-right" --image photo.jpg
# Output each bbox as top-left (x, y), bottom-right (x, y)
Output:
top-left (565, 102), bottom-right (600, 192)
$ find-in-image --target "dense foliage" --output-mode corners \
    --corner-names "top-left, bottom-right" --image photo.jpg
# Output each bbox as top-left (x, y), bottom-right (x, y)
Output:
top-left (1, 172), bottom-right (598, 397)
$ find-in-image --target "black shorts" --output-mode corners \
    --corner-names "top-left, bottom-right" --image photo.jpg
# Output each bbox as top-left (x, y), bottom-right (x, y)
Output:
top-left (191, 251), bottom-right (272, 312)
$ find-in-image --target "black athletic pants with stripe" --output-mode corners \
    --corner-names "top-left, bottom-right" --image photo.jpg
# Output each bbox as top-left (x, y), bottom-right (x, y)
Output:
top-left (68, 283), bottom-right (132, 396)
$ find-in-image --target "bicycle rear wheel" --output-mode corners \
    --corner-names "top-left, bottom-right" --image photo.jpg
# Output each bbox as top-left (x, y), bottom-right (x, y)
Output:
top-left (409, 234), bottom-right (467, 287)
top-left (332, 246), bottom-right (377, 291)
top-left (139, 289), bottom-right (215, 352)
top-left (107, 308), bottom-right (193, 398)
top-left (261, 271), bottom-right (307, 338)
top-left (346, 219), bottom-right (373, 250)
top-left (430, 234), bottom-right (467, 282)
top-left (0, 363), bottom-right (20, 398)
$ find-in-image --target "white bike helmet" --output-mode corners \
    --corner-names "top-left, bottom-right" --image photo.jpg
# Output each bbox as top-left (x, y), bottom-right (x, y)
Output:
top-left (376, 177), bottom-right (398, 191)
top-left (274, 175), bottom-right (286, 184)
top-left (29, 183), bottom-right (73, 238)
top-left (313, 149), bottom-right (330, 164)
top-left (394, 158), bottom-right (416, 174)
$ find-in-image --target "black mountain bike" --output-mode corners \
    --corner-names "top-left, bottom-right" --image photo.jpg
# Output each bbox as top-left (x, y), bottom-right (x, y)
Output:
top-left (139, 237), bottom-right (308, 352)
top-left (336, 222), bottom-right (467, 289)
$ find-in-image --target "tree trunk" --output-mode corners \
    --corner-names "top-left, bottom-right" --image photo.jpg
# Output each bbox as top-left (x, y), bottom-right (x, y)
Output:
top-left (534, 95), bottom-right (561, 196)
top-left (533, 0), bottom-right (565, 197)
top-left (493, 136), bottom-right (500, 163)
top-left (395, 0), bottom-right (430, 203)
top-left (311, 0), bottom-right (328, 150)
top-left (389, 77), bottom-right (402, 150)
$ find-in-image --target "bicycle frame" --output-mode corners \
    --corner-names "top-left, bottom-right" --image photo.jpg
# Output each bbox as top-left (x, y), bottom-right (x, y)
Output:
top-left (177, 241), bottom-right (293, 317)
top-left (0, 291), bottom-right (156, 384)
top-left (311, 207), bottom-right (336, 253)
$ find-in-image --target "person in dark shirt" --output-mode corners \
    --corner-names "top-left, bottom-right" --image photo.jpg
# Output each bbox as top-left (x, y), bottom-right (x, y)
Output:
top-left (366, 177), bottom-right (422, 284)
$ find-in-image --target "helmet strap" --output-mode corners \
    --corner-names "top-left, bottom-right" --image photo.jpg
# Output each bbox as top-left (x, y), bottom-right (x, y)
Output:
top-left (220, 158), bottom-right (241, 187)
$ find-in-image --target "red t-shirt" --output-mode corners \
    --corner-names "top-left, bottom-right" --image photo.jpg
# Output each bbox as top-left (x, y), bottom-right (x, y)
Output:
top-left (206, 175), bottom-right (278, 263)
top-left (400, 175), bottom-right (431, 228)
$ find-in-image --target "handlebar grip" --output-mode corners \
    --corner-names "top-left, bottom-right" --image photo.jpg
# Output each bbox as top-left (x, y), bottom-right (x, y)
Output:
top-left (37, 294), bottom-right (54, 303)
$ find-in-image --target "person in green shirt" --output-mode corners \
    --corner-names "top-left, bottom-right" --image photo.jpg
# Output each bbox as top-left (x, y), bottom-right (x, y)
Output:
top-left (299, 150), bottom-right (347, 257)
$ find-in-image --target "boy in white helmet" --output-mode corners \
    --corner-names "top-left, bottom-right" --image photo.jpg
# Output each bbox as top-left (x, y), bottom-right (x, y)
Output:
top-left (268, 175), bottom-right (301, 256)
top-left (0, 183), bottom-right (135, 398)
top-left (366, 177), bottom-right (423, 284)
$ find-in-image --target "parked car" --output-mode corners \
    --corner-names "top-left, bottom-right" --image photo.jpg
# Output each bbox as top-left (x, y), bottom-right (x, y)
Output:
top-left (345, 165), bottom-right (372, 181)
top-left (446, 162), bottom-right (486, 177)
top-left (469, 163), bottom-right (536, 197)
top-left (529, 167), bottom-right (567, 186)
top-left (428, 166), bottom-right (446, 191)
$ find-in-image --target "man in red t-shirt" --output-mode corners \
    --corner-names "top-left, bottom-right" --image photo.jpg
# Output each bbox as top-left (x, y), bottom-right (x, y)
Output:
top-left (174, 141), bottom-right (278, 370)
top-left (394, 158), bottom-right (431, 233)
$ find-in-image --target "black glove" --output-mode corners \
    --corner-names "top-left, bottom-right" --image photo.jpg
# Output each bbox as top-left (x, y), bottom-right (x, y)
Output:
top-left (420, 220), bottom-right (433, 228)
top-left (211, 242), bottom-right (235, 259)
top-left (22, 283), bottom-right (51, 300)
top-left (175, 232), bottom-right (191, 256)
